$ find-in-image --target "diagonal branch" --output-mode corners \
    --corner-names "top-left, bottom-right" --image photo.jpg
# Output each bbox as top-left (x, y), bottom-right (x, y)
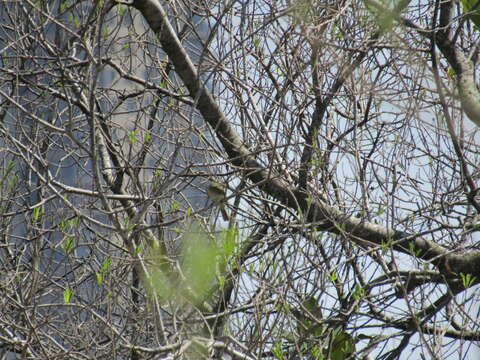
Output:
top-left (131, 0), bottom-right (480, 281)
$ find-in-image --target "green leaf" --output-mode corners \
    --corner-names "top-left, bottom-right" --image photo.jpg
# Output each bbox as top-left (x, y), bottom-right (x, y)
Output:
top-left (408, 240), bottom-right (421, 256)
top-left (59, 220), bottom-right (66, 231)
top-left (353, 283), bottom-right (366, 300)
top-left (101, 257), bottom-right (112, 272)
top-left (167, 98), bottom-right (177, 107)
top-left (159, 79), bottom-right (168, 89)
top-left (68, 217), bottom-right (79, 228)
top-left (96, 272), bottom-right (103, 285)
top-left (128, 130), bottom-right (138, 144)
top-left (148, 267), bottom-right (174, 302)
top-left (117, 3), bottom-right (128, 17)
top-left (222, 226), bottom-right (237, 257)
top-left (327, 329), bottom-right (356, 360)
top-left (60, 1), bottom-right (71, 13)
top-left (95, 0), bottom-right (105, 11)
top-left (183, 235), bottom-right (218, 302)
top-left (365, 0), bottom-right (410, 33)
top-left (64, 287), bottom-right (74, 303)
top-left (272, 341), bottom-right (287, 360)
top-left (461, 0), bottom-right (480, 30)
top-left (460, 272), bottom-right (476, 288)
top-left (310, 345), bottom-right (324, 359)
top-left (123, 217), bottom-right (136, 231)
top-left (380, 239), bottom-right (392, 250)
top-left (134, 245), bottom-right (143, 255)
top-left (171, 201), bottom-right (180, 211)
top-left (61, 236), bottom-right (76, 254)
top-left (33, 205), bottom-right (43, 221)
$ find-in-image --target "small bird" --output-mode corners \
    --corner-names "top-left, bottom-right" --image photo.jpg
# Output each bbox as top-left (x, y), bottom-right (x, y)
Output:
top-left (207, 181), bottom-right (229, 221)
